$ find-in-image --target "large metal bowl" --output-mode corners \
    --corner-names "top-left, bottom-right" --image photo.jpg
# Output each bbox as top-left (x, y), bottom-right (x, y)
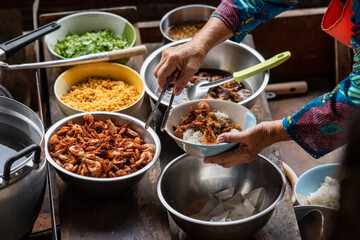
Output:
top-left (160, 4), bottom-right (216, 43)
top-left (140, 39), bottom-right (269, 110)
top-left (157, 154), bottom-right (286, 239)
top-left (45, 112), bottom-right (161, 196)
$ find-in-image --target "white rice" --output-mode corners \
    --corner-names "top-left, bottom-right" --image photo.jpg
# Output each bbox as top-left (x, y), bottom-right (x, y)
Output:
top-left (182, 111), bottom-right (239, 144)
top-left (183, 128), bottom-right (204, 144)
top-left (308, 176), bottom-right (340, 209)
top-left (213, 111), bottom-right (229, 120)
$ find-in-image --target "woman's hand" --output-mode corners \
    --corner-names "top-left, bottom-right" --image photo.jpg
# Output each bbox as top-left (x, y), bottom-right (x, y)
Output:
top-left (153, 17), bottom-right (233, 95)
top-left (203, 120), bottom-right (291, 168)
top-left (153, 40), bottom-right (207, 95)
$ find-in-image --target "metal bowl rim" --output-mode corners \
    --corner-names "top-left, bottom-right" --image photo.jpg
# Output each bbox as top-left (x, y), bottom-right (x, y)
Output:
top-left (44, 111), bottom-right (161, 182)
top-left (156, 153), bottom-right (286, 226)
top-left (53, 62), bottom-right (146, 114)
top-left (140, 39), bottom-right (269, 108)
top-left (159, 4), bottom-right (217, 42)
top-left (44, 11), bottom-right (137, 59)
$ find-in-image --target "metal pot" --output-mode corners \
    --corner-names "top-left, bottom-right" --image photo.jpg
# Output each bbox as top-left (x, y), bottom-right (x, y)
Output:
top-left (0, 96), bottom-right (46, 240)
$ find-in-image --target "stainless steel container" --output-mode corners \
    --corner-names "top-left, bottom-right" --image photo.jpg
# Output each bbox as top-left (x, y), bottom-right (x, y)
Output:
top-left (44, 112), bottom-right (161, 196)
top-left (157, 154), bottom-right (285, 240)
top-left (0, 96), bottom-right (46, 240)
top-left (140, 39), bottom-right (269, 110)
top-left (160, 4), bottom-right (216, 43)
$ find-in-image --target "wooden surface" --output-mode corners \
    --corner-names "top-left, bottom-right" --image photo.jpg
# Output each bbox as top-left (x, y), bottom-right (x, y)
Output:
top-left (251, 8), bottom-right (337, 87)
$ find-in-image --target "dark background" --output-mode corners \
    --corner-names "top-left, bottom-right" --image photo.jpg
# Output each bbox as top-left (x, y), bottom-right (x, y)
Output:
top-left (2, 0), bottom-right (331, 30)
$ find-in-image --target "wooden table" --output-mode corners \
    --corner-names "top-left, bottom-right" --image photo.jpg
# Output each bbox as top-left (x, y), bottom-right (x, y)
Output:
top-left (38, 7), bottom-right (301, 239)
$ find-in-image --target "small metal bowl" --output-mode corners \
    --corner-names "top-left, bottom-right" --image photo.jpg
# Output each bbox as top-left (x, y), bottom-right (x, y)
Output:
top-left (157, 153), bottom-right (286, 239)
top-left (160, 4), bottom-right (216, 43)
top-left (45, 112), bottom-right (161, 196)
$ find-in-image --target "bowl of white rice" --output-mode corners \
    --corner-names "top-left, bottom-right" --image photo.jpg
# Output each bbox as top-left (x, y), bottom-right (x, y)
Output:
top-left (294, 163), bottom-right (342, 209)
top-left (164, 99), bottom-right (257, 157)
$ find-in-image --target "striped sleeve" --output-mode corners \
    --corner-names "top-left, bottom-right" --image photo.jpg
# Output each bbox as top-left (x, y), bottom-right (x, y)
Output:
top-left (211, 0), bottom-right (297, 42)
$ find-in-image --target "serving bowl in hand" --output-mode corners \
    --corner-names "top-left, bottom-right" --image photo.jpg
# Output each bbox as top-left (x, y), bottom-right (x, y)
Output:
top-left (54, 62), bottom-right (145, 117)
top-left (140, 39), bottom-right (269, 110)
top-left (44, 11), bottom-right (136, 64)
top-left (45, 112), bottom-right (161, 196)
top-left (164, 99), bottom-right (256, 158)
top-left (160, 4), bottom-right (216, 43)
top-left (157, 153), bottom-right (286, 240)
top-left (294, 163), bottom-right (341, 207)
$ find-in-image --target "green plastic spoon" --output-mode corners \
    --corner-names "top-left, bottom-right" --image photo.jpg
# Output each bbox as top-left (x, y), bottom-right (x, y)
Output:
top-left (187, 51), bottom-right (291, 100)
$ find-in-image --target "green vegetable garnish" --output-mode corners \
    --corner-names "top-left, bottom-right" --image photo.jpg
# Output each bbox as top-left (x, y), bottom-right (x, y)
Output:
top-left (53, 29), bottom-right (130, 58)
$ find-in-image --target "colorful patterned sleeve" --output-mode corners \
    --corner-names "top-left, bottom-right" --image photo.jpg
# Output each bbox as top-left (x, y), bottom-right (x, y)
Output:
top-left (283, 0), bottom-right (360, 158)
top-left (211, 0), bottom-right (297, 42)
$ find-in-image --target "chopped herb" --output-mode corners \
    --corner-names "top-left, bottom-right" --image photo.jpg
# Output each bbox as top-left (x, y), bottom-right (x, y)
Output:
top-left (53, 29), bottom-right (130, 58)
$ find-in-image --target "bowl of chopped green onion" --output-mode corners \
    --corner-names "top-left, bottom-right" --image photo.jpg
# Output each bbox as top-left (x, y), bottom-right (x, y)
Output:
top-left (44, 11), bottom-right (136, 64)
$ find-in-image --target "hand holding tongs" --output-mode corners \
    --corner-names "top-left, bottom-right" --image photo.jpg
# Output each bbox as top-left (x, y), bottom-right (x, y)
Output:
top-left (145, 71), bottom-right (177, 131)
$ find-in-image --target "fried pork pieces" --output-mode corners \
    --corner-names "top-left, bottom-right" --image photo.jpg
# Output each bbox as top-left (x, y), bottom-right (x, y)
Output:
top-left (48, 114), bottom-right (154, 178)
top-left (173, 102), bottom-right (242, 144)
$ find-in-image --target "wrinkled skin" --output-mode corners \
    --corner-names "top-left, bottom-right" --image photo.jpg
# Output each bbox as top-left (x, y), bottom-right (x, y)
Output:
top-left (204, 120), bottom-right (291, 168)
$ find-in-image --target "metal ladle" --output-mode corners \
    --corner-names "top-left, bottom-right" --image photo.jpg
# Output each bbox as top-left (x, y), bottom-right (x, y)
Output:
top-left (187, 51), bottom-right (291, 100)
top-left (0, 45), bottom-right (147, 70)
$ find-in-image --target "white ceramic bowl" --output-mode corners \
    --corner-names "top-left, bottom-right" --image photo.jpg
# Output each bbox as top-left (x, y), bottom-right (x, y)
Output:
top-left (164, 99), bottom-right (257, 157)
top-left (294, 163), bottom-right (341, 208)
top-left (44, 11), bottom-right (136, 64)
top-left (54, 62), bottom-right (145, 116)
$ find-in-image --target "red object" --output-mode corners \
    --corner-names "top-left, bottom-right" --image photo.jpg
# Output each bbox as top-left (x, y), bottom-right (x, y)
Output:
top-left (322, 0), bottom-right (354, 47)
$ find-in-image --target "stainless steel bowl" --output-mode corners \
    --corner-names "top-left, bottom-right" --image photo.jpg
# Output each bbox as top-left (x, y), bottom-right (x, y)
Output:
top-left (140, 39), bottom-right (269, 110)
top-left (157, 154), bottom-right (286, 240)
top-left (160, 4), bottom-right (216, 43)
top-left (45, 112), bottom-right (161, 196)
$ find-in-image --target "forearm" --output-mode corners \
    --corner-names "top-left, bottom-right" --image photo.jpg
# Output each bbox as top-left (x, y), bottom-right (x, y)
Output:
top-left (260, 120), bottom-right (292, 147)
top-left (188, 17), bottom-right (233, 54)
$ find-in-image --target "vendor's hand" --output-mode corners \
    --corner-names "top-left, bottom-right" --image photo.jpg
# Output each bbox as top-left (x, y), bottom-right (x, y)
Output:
top-left (153, 17), bottom-right (234, 96)
top-left (203, 120), bottom-right (291, 168)
top-left (153, 40), bottom-right (207, 96)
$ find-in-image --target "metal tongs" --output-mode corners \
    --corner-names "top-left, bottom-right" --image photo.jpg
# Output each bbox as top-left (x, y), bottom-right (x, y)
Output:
top-left (145, 71), bottom-right (177, 131)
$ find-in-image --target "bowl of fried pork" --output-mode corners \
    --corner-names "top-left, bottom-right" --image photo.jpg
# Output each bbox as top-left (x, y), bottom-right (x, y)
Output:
top-left (164, 99), bottom-right (256, 157)
top-left (45, 112), bottom-right (161, 196)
